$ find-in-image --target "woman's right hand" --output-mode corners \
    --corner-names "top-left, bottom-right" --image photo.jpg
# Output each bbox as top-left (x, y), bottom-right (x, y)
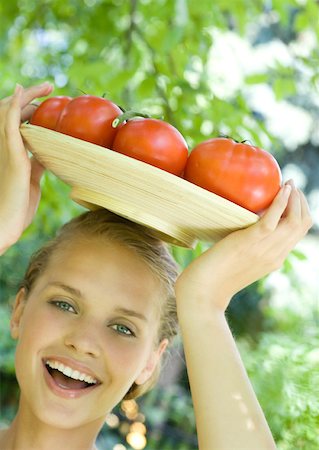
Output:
top-left (0, 82), bottom-right (53, 254)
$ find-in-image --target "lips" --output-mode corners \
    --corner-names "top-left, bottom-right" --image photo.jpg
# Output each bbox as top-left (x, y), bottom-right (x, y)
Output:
top-left (42, 357), bottom-right (102, 399)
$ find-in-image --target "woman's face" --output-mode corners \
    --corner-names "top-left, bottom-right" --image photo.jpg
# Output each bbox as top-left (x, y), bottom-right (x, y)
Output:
top-left (11, 237), bottom-right (167, 430)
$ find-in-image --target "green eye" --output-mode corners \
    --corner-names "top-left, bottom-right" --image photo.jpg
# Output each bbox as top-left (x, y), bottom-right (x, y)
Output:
top-left (50, 300), bottom-right (76, 313)
top-left (112, 324), bottom-right (135, 337)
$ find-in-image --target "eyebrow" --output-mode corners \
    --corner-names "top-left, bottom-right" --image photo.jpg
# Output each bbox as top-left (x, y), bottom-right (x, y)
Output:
top-left (47, 282), bottom-right (148, 322)
top-left (113, 307), bottom-right (147, 323)
top-left (48, 282), bottom-right (83, 299)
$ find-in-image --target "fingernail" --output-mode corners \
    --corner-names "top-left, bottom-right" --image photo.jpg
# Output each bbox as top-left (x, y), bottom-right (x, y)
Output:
top-left (285, 179), bottom-right (295, 189)
top-left (40, 81), bottom-right (52, 88)
top-left (15, 83), bottom-right (23, 94)
top-left (283, 184), bottom-right (292, 196)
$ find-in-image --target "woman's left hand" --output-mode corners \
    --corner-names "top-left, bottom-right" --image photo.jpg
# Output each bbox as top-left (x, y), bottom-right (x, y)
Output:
top-left (175, 180), bottom-right (313, 315)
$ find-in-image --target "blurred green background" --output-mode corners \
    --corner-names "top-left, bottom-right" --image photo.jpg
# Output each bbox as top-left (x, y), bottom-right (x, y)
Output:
top-left (0, 1), bottom-right (318, 449)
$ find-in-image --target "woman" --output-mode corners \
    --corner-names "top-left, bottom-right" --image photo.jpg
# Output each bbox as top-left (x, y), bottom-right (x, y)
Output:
top-left (0, 83), bottom-right (312, 450)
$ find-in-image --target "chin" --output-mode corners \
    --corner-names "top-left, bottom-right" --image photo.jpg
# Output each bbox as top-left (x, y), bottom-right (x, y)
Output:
top-left (32, 403), bottom-right (105, 431)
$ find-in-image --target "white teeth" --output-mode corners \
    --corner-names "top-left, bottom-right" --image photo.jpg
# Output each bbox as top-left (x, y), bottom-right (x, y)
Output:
top-left (46, 360), bottom-right (98, 384)
top-left (62, 366), bottom-right (72, 378)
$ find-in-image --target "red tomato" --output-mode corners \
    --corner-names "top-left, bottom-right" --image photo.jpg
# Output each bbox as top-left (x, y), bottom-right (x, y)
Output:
top-left (112, 118), bottom-right (188, 176)
top-left (184, 137), bottom-right (282, 213)
top-left (56, 95), bottom-right (122, 147)
top-left (30, 96), bottom-right (72, 130)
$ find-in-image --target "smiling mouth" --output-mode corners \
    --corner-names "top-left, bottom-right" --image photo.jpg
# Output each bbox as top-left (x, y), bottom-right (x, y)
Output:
top-left (44, 362), bottom-right (100, 391)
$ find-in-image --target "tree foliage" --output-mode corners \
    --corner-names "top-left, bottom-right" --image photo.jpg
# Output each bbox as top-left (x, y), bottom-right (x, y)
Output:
top-left (0, 1), bottom-right (318, 448)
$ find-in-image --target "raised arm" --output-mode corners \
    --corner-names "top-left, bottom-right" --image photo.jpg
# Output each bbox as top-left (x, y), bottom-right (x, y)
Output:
top-left (0, 82), bottom-right (53, 255)
top-left (175, 182), bottom-right (312, 450)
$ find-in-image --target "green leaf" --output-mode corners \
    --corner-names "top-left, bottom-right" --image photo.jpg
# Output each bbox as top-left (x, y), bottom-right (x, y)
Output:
top-left (273, 77), bottom-right (297, 101)
top-left (136, 76), bottom-right (157, 99)
top-left (245, 73), bottom-right (270, 85)
top-left (291, 248), bottom-right (307, 261)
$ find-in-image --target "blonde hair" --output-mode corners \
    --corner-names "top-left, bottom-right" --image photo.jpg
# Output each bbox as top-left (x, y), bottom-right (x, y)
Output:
top-left (19, 209), bottom-right (180, 400)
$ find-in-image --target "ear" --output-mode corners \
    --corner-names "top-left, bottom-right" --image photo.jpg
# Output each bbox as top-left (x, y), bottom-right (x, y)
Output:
top-left (135, 339), bottom-right (169, 386)
top-left (10, 288), bottom-right (27, 340)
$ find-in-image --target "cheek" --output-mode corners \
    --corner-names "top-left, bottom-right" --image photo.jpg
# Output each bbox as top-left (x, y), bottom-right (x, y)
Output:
top-left (19, 303), bottom-right (62, 345)
top-left (14, 305), bottom-right (58, 379)
top-left (15, 302), bottom-right (69, 376)
top-left (102, 333), bottom-right (153, 377)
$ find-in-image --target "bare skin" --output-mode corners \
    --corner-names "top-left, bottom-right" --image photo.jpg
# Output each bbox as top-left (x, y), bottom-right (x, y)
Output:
top-left (0, 83), bottom-right (313, 450)
top-left (1, 239), bottom-right (166, 450)
top-left (0, 83), bottom-right (53, 253)
top-left (175, 179), bottom-right (312, 449)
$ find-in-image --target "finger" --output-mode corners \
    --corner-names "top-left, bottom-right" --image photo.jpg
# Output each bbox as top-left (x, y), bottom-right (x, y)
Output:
top-left (299, 189), bottom-right (313, 232)
top-left (281, 180), bottom-right (301, 220)
top-left (24, 157), bottom-right (45, 229)
top-left (299, 189), bottom-right (311, 219)
top-left (1, 82), bottom-right (53, 105)
top-left (275, 188), bottom-right (313, 242)
top-left (30, 156), bottom-right (45, 185)
top-left (254, 183), bottom-right (292, 234)
top-left (19, 82), bottom-right (53, 109)
top-left (5, 85), bottom-right (26, 154)
top-left (21, 102), bottom-right (40, 122)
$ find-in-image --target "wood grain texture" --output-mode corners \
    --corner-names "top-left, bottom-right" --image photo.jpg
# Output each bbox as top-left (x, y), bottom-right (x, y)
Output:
top-left (20, 124), bottom-right (259, 248)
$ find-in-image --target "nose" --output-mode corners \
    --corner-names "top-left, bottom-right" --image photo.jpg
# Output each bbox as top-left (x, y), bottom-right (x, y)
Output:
top-left (63, 318), bottom-right (102, 358)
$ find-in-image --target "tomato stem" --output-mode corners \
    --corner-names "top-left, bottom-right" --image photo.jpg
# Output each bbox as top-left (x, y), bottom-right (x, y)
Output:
top-left (77, 89), bottom-right (88, 96)
top-left (218, 134), bottom-right (252, 145)
top-left (218, 134), bottom-right (239, 142)
top-left (112, 110), bottom-right (151, 128)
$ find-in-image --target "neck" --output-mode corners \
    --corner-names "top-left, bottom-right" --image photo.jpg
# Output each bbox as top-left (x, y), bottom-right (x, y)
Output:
top-left (2, 399), bottom-right (105, 450)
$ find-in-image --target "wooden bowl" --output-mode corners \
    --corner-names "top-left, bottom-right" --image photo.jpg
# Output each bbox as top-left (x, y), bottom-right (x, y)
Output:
top-left (20, 124), bottom-right (259, 248)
